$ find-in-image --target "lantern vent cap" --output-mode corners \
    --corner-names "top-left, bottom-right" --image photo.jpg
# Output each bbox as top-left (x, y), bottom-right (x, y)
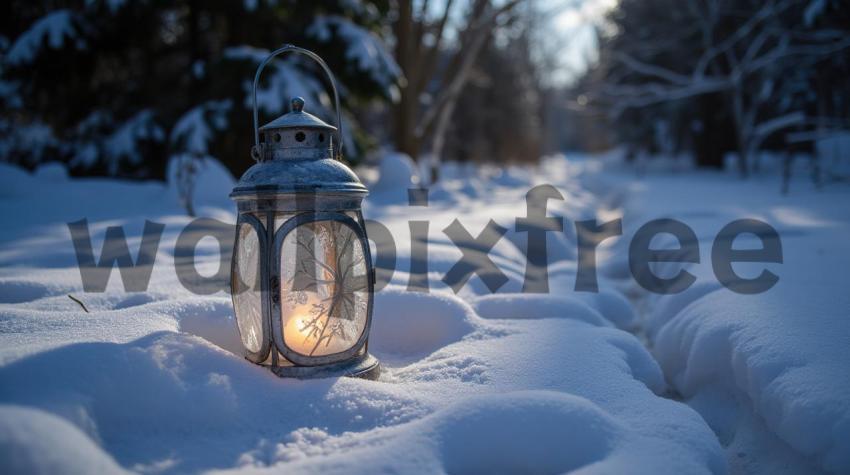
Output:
top-left (259, 97), bottom-right (337, 132)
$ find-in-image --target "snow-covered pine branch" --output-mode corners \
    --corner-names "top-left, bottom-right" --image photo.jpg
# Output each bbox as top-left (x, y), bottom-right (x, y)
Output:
top-left (67, 109), bottom-right (164, 175)
top-left (224, 46), bottom-right (331, 121)
top-left (0, 120), bottom-right (57, 166)
top-left (170, 100), bottom-right (231, 156)
top-left (168, 100), bottom-right (232, 216)
top-left (5, 10), bottom-right (87, 66)
top-left (307, 15), bottom-right (402, 99)
top-left (224, 45), bottom-right (360, 159)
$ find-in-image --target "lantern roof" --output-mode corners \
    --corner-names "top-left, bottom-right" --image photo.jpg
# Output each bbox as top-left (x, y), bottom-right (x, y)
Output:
top-left (259, 97), bottom-right (337, 132)
top-left (232, 97), bottom-right (366, 198)
top-left (230, 156), bottom-right (367, 198)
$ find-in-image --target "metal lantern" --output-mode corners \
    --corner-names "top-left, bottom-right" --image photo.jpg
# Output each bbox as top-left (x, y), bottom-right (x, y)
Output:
top-left (229, 45), bottom-right (379, 379)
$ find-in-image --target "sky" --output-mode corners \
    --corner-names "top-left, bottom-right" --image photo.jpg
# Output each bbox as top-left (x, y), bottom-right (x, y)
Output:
top-left (544, 0), bottom-right (618, 85)
top-left (421, 0), bottom-right (618, 87)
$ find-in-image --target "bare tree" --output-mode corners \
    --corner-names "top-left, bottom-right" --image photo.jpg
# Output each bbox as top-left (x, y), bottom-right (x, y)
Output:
top-left (590, 0), bottom-right (850, 177)
top-left (391, 0), bottom-right (522, 182)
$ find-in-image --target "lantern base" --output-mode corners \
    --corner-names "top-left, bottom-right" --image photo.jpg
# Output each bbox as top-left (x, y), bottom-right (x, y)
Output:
top-left (270, 353), bottom-right (381, 380)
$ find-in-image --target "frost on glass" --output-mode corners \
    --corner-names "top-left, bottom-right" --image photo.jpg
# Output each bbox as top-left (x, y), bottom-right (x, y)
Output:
top-left (232, 222), bottom-right (263, 353)
top-left (280, 220), bottom-right (369, 357)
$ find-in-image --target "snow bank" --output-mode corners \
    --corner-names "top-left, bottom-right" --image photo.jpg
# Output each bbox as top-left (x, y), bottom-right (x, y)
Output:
top-left (473, 293), bottom-right (612, 327)
top-left (224, 391), bottom-right (624, 475)
top-left (210, 311), bottom-right (723, 474)
top-left (0, 405), bottom-right (127, 475)
top-left (611, 165), bottom-right (850, 473)
top-left (371, 286), bottom-right (478, 360)
top-left (654, 281), bottom-right (850, 472)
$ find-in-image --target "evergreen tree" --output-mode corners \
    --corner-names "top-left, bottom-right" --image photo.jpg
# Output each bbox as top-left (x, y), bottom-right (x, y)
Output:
top-left (0, 0), bottom-right (401, 183)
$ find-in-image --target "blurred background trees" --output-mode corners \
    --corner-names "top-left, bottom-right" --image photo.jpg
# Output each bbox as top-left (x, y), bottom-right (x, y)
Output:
top-left (569, 0), bottom-right (850, 181)
top-left (0, 0), bottom-right (548, 187)
top-left (2, 0), bottom-right (849, 191)
top-left (0, 0), bottom-right (400, 182)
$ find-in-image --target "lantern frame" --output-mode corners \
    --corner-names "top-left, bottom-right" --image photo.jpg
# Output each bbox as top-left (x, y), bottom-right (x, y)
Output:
top-left (231, 212), bottom-right (272, 363)
top-left (229, 45), bottom-right (379, 379)
top-left (270, 210), bottom-right (374, 367)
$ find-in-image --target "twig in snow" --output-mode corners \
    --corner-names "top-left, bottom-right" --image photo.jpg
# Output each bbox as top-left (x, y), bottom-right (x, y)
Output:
top-left (68, 294), bottom-right (90, 313)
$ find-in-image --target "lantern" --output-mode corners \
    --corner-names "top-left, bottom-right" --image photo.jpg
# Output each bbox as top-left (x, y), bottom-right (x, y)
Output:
top-left (229, 45), bottom-right (379, 379)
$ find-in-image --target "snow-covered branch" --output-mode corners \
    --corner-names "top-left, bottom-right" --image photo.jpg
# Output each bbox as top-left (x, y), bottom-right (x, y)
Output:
top-left (5, 10), bottom-right (87, 66)
top-left (307, 15), bottom-right (402, 97)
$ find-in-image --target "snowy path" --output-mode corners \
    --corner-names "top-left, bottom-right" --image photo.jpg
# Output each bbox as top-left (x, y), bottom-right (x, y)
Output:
top-left (589, 160), bottom-right (850, 475)
top-left (1, 157), bottom-right (847, 474)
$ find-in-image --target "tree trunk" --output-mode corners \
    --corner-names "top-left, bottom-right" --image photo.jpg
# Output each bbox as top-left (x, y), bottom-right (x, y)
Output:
top-left (729, 83), bottom-right (750, 179)
top-left (391, 0), bottom-right (421, 160)
top-left (694, 94), bottom-right (725, 169)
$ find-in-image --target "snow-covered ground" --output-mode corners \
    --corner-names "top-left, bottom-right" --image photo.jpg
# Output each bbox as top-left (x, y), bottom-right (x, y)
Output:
top-left (0, 154), bottom-right (847, 474)
top-left (598, 159), bottom-right (850, 475)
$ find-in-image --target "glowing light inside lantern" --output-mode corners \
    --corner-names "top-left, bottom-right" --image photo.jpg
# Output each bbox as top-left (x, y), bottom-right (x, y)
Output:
top-left (283, 295), bottom-right (323, 355)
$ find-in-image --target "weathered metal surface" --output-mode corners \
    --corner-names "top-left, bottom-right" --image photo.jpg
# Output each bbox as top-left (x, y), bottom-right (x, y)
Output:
top-left (230, 46), bottom-right (378, 379)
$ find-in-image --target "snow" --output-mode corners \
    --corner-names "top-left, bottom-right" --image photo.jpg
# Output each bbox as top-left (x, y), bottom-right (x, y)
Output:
top-left (0, 120), bottom-right (57, 166)
top-left (0, 78), bottom-right (22, 109)
top-left (5, 10), bottom-right (85, 66)
top-left (67, 109), bottom-right (167, 172)
top-left (367, 151), bottom-right (420, 202)
top-left (0, 152), bottom-right (848, 474)
top-left (221, 46), bottom-right (361, 159)
top-left (593, 154), bottom-right (850, 473)
top-left (0, 406), bottom-right (127, 474)
top-left (84, 0), bottom-right (129, 14)
top-left (171, 101), bottom-right (232, 155)
top-left (166, 156), bottom-right (236, 211)
top-left (307, 15), bottom-right (402, 95)
top-left (103, 110), bottom-right (165, 174)
top-left (167, 101), bottom-right (234, 212)
top-left (34, 161), bottom-right (69, 181)
top-left (816, 132), bottom-right (850, 177)
top-left (804, 0), bottom-right (827, 27)
top-left (224, 46), bottom-right (331, 121)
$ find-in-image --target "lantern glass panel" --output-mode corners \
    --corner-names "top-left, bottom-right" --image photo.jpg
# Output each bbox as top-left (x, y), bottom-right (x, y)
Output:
top-left (232, 221), bottom-right (263, 353)
top-left (279, 220), bottom-right (369, 357)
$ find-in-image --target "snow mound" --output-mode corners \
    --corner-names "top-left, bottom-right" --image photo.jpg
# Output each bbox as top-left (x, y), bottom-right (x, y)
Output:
top-left (369, 152), bottom-right (419, 200)
top-left (645, 280), bottom-right (722, 338)
top-left (160, 296), bottom-right (244, 356)
top-left (0, 163), bottom-right (34, 199)
top-left (577, 289), bottom-right (639, 330)
top-left (654, 282), bottom-right (850, 472)
top-left (471, 289), bottom-right (637, 330)
top-left (34, 161), bottom-right (68, 182)
top-left (0, 279), bottom-right (56, 304)
top-left (0, 405), bottom-right (127, 475)
top-left (255, 391), bottom-right (620, 475)
top-left (219, 315), bottom-right (724, 474)
top-left (370, 287), bottom-right (478, 360)
top-left (434, 391), bottom-right (619, 474)
top-left (473, 293), bottom-right (611, 327)
top-left (166, 156), bottom-right (235, 210)
top-left (0, 331), bottom-right (426, 472)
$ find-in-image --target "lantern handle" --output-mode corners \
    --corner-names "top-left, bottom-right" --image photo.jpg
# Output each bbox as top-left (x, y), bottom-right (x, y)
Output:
top-left (251, 44), bottom-right (344, 160)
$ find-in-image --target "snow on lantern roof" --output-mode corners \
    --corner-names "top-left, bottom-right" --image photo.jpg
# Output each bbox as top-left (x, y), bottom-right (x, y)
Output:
top-left (259, 97), bottom-right (337, 132)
